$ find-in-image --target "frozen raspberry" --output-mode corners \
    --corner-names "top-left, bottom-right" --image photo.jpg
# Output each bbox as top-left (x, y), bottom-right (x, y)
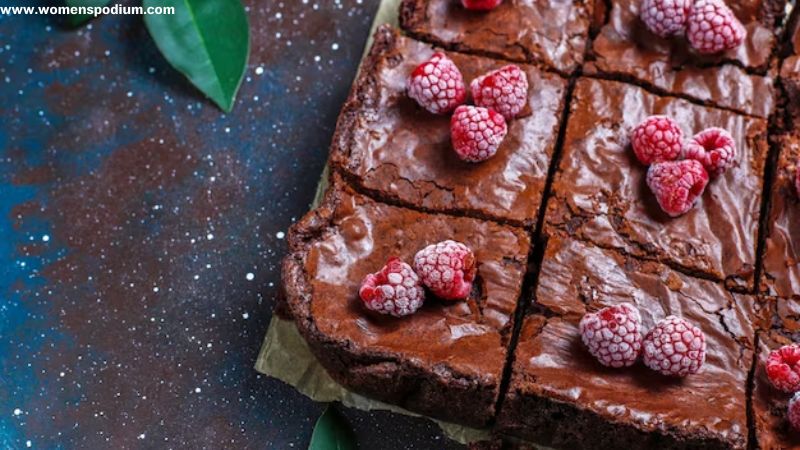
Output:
top-left (450, 105), bottom-right (508, 162)
top-left (639, 0), bottom-right (692, 38)
top-left (407, 52), bottom-right (467, 114)
top-left (470, 65), bottom-right (529, 120)
top-left (765, 344), bottom-right (800, 393)
top-left (686, 0), bottom-right (746, 54)
top-left (413, 240), bottom-right (476, 300)
top-left (579, 303), bottom-right (643, 368)
top-left (646, 159), bottom-right (709, 217)
top-left (631, 115), bottom-right (684, 165)
top-left (643, 316), bottom-right (706, 376)
top-left (359, 257), bottom-right (425, 317)
top-left (461, 0), bottom-right (503, 10)
top-left (683, 127), bottom-right (736, 176)
top-left (789, 392), bottom-right (800, 431)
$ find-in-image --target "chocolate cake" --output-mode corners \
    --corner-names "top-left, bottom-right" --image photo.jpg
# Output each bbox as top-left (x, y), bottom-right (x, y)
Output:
top-left (545, 77), bottom-right (769, 291)
top-left (277, 0), bottom-right (800, 442)
top-left (330, 26), bottom-right (567, 227)
top-left (398, 0), bottom-right (596, 74)
top-left (760, 134), bottom-right (800, 298)
top-left (281, 175), bottom-right (531, 427)
top-left (497, 236), bottom-right (759, 449)
top-left (584, 0), bottom-right (785, 117)
top-left (752, 297), bottom-right (800, 449)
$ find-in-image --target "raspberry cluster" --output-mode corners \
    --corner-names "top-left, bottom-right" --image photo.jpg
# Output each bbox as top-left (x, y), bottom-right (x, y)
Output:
top-left (460, 0), bottom-right (503, 10)
top-left (407, 54), bottom-right (528, 163)
top-left (640, 0), bottom-right (745, 54)
top-left (630, 115), bottom-right (735, 217)
top-left (358, 240), bottom-right (477, 317)
top-left (765, 343), bottom-right (800, 431)
top-left (579, 305), bottom-right (706, 377)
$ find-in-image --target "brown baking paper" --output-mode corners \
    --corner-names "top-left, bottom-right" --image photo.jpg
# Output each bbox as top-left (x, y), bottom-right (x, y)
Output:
top-left (253, 0), bottom-right (492, 444)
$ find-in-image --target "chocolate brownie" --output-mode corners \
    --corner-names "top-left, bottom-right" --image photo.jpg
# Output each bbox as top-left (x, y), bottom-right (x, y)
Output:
top-left (330, 26), bottom-right (567, 227)
top-left (281, 175), bottom-right (531, 427)
top-left (585, 0), bottom-right (785, 118)
top-left (760, 133), bottom-right (800, 298)
top-left (399, 0), bottom-right (596, 74)
top-left (497, 236), bottom-right (759, 449)
top-left (545, 77), bottom-right (769, 291)
top-left (751, 297), bottom-right (800, 449)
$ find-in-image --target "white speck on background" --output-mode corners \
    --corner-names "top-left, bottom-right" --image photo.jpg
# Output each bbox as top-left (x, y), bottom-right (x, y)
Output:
top-left (276, 231), bottom-right (285, 239)
top-left (245, 273), bottom-right (254, 281)
top-left (13, 408), bottom-right (22, 416)
top-left (255, 66), bottom-right (264, 75)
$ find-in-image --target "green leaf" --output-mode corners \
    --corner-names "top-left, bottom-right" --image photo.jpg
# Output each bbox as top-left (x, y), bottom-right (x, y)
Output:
top-left (309, 405), bottom-right (357, 450)
top-left (65, 0), bottom-right (112, 26)
top-left (143, 0), bottom-right (249, 112)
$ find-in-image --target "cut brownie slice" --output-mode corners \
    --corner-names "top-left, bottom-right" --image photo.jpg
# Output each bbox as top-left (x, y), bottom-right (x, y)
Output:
top-left (399, 0), bottom-right (596, 74)
top-left (752, 297), bottom-right (800, 449)
top-left (585, 0), bottom-right (784, 118)
top-left (331, 25), bottom-right (567, 227)
top-left (497, 236), bottom-right (758, 449)
top-left (781, 8), bottom-right (800, 128)
top-left (281, 175), bottom-right (531, 427)
top-left (761, 134), bottom-right (800, 298)
top-left (546, 77), bottom-right (769, 291)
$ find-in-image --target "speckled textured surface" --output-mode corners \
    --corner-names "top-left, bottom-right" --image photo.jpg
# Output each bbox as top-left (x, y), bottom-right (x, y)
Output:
top-left (0, 1), bottom-right (463, 448)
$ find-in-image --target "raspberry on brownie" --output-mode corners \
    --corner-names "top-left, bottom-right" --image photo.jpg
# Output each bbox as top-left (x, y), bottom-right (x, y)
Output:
top-left (331, 26), bottom-right (567, 227)
top-left (585, 0), bottom-right (785, 118)
top-left (399, 0), bottom-right (595, 74)
top-left (281, 175), bottom-right (531, 427)
top-left (760, 134), bottom-right (800, 298)
top-left (751, 297), bottom-right (800, 449)
top-left (497, 236), bottom-right (759, 449)
top-left (546, 78), bottom-right (769, 291)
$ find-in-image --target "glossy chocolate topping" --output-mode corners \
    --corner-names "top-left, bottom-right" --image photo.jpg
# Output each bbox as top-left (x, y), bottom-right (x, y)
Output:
top-left (332, 26), bottom-right (567, 226)
top-left (399, 0), bottom-right (594, 74)
top-left (505, 237), bottom-right (757, 448)
top-left (586, 0), bottom-right (777, 117)
top-left (301, 182), bottom-right (530, 380)
top-left (546, 78), bottom-right (768, 290)
top-left (752, 298), bottom-right (800, 449)
top-left (761, 135), bottom-right (800, 298)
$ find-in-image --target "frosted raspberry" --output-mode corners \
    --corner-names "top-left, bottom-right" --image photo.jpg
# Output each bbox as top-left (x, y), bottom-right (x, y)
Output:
top-left (686, 0), bottom-right (746, 54)
top-left (631, 115), bottom-right (684, 165)
top-left (683, 127), bottom-right (736, 176)
top-left (643, 316), bottom-right (706, 376)
top-left (470, 65), bottom-right (528, 120)
top-left (579, 303), bottom-right (643, 368)
top-left (450, 105), bottom-right (508, 162)
top-left (413, 240), bottom-right (476, 300)
top-left (766, 344), bottom-right (800, 393)
top-left (639, 0), bottom-right (692, 38)
top-left (461, 0), bottom-right (503, 10)
top-left (789, 392), bottom-right (800, 431)
top-left (407, 52), bottom-right (467, 114)
top-left (359, 257), bottom-right (425, 317)
top-left (646, 159), bottom-right (709, 217)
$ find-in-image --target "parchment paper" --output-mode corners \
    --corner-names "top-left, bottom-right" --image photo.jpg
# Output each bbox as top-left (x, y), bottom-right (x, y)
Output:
top-left (253, 0), bottom-right (492, 444)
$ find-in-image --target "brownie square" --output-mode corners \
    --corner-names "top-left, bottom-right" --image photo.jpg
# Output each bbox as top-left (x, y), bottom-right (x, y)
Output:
top-left (331, 25), bottom-right (567, 227)
top-left (761, 134), bottom-right (800, 298)
top-left (585, 0), bottom-right (784, 118)
top-left (752, 297), bottom-right (800, 449)
top-left (281, 175), bottom-right (531, 427)
top-left (497, 236), bottom-right (758, 449)
top-left (546, 77), bottom-right (769, 291)
top-left (399, 0), bottom-right (596, 74)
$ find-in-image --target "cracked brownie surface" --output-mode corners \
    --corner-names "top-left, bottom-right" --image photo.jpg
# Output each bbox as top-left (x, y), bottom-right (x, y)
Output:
top-left (546, 77), bottom-right (769, 291)
top-left (585, 0), bottom-right (785, 117)
top-left (399, 0), bottom-right (596, 74)
top-left (497, 236), bottom-right (759, 449)
top-left (281, 175), bottom-right (530, 427)
top-left (331, 26), bottom-right (567, 226)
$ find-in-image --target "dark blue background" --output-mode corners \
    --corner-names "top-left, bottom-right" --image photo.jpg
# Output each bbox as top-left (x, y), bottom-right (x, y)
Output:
top-left (0, 1), bottom-right (464, 448)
